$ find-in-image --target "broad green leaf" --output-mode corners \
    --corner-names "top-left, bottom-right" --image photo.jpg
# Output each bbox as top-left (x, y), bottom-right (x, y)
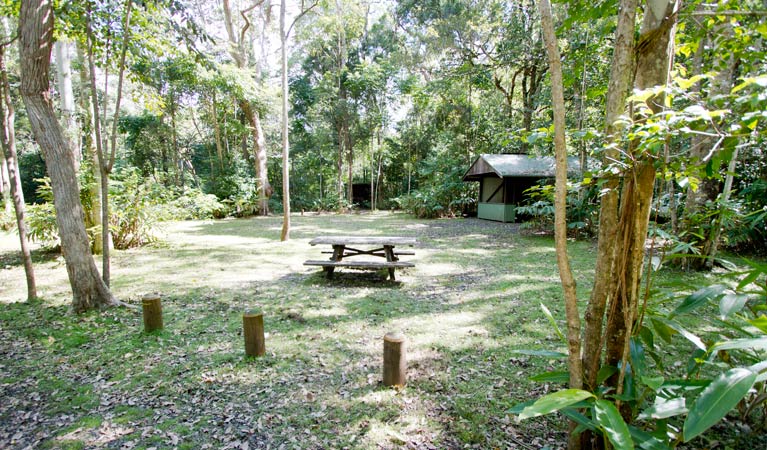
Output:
top-left (747, 316), bottom-right (767, 334)
top-left (670, 285), bottom-right (726, 318)
top-left (597, 365), bottom-right (618, 385)
top-left (638, 397), bottom-right (687, 420)
top-left (529, 370), bottom-right (569, 383)
top-left (561, 408), bottom-right (598, 432)
top-left (628, 425), bottom-right (672, 450)
top-left (683, 368), bottom-right (756, 442)
top-left (517, 389), bottom-right (595, 421)
top-left (710, 337), bottom-right (767, 354)
top-left (657, 318), bottom-right (706, 351)
top-left (511, 349), bottom-right (568, 358)
top-left (719, 293), bottom-right (750, 319)
top-left (661, 379), bottom-right (709, 391)
top-left (675, 74), bottom-right (706, 90)
top-left (641, 376), bottom-right (665, 391)
top-left (507, 399), bottom-right (536, 415)
top-left (594, 399), bottom-right (634, 450)
top-left (651, 318), bottom-right (674, 344)
top-left (540, 303), bottom-right (565, 343)
top-left (732, 75), bottom-right (767, 94)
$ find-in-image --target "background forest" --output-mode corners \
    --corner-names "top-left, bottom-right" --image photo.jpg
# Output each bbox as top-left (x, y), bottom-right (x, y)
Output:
top-left (3, 1), bottom-right (767, 448)
top-left (1, 0), bottom-right (766, 262)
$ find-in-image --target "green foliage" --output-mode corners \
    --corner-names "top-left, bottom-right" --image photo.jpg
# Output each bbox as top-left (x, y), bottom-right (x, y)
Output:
top-left (26, 201), bottom-right (59, 248)
top-left (164, 189), bottom-right (227, 220)
top-left (514, 259), bottom-right (767, 447)
top-left (109, 169), bottom-right (160, 249)
top-left (0, 207), bottom-right (14, 231)
top-left (25, 179), bottom-right (60, 248)
top-left (517, 183), bottom-right (598, 236)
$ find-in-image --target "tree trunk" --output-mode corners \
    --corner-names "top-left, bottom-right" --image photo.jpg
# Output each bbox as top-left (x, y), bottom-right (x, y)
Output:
top-left (337, 123), bottom-right (345, 205)
top-left (347, 123), bottom-right (354, 205)
top-left (0, 43), bottom-right (36, 301)
top-left (222, 0), bottom-right (272, 216)
top-left (54, 40), bottom-right (80, 166)
top-left (581, 0), bottom-right (637, 393)
top-left (0, 138), bottom-right (9, 214)
top-left (685, 22), bottom-right (738, 270)
top-left (75, 43), bottom-right (102, 255)
top-left (239, 99), bottom-right (272, 215)
top-left (538, 2), bottom-right (582, 448)
top-left (19, 0), bottom-right (116, 312)
top-left (280, 0), bottom-right (290, 241)
top-left (211, 91), bottom-right (225, 171)
top-left (705, 146), bottom-right (739, 269)
top-left (604, 0), bottom-right (679, 417)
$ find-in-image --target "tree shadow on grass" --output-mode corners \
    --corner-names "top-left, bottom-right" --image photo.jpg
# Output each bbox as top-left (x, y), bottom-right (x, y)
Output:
top-left (0, 246), bottom-right (61, 268)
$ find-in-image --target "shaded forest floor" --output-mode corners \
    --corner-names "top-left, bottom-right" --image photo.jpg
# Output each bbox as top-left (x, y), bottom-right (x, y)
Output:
top-left (0, 212), bottom-right (727, 449)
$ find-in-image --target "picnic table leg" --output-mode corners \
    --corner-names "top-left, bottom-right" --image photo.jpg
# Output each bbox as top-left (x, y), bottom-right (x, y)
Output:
top-left (384, 245), bottom-right (397, 280)
top-left (325, 244), bottom-right (345, 279)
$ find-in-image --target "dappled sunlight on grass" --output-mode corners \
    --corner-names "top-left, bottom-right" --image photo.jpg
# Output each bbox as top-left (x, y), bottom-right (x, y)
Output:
top-left (0, 212), bottom-right (597, 448)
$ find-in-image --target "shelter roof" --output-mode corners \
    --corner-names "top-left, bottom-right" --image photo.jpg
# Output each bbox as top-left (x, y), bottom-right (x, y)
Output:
top-left (462, 153), bottom-right (581, 181)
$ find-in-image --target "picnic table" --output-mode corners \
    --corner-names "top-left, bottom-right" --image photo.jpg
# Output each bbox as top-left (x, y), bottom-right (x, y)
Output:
top-left (304, 236), bottom-right (418, 280)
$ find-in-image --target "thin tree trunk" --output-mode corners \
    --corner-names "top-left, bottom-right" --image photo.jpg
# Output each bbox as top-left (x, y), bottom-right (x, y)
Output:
top-left (581, 0), bottom-right (637, 394)
top-left (705, 146), bottom-right (739, 269)
top-left (337, 124), bottom-right (344, 205)
top-left (347, 126), bottom-right (354, 206)
top-left (538, 2), bottom-right (582, 448)
top-left (20, 0), bottom-right (117, 312)
top-left (336, 0), bottom-right (348, 208)
top-left (370, 132), bottom-right (375, 210)
top-left (75, 43), bottom-right (102, 255)
top-left (0, 139), bottom-right (9, 214)
top-left (54, 40), bottom-right (80, 166)
top-left (211, 92), bottom-right (225, 171)
top-left (280, 0), bottom-right (290, 241)
top-left (0, 43), bottom-right (36, 301)
top-left (85, 6), bottom-right (111, 285)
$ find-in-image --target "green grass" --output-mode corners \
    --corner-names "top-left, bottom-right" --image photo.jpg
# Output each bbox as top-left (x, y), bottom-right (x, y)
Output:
top-left (0, 212), bottom-right (727, 448)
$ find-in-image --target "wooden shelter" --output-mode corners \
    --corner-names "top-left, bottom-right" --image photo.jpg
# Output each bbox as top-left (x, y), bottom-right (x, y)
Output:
top-left (462, 154), bottom-right (581, 222)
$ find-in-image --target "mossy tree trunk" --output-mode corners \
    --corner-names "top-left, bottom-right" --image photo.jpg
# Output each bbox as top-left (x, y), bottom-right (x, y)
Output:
top-left (20, 0), bottom-right (116, 312)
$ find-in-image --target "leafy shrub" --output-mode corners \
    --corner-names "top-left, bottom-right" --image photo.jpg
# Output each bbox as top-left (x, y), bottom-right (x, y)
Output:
top-left (109, 169), bottom-right (159, 249)
top-left (0, 206), bottom-right (14, 231)
top-left (517, 183), bottom-right (597, 236)
top-left (163, 188), bottom-right (229, 220)
top-left (728, 179), bottom-right (767, 254)
top-left (25, 201), bottom-right (59, 248)
top-left (512, 260), bottom-right (767, 448)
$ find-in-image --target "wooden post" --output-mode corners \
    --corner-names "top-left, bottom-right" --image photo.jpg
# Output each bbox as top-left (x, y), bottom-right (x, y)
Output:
top-left (141, 294), bottom-right (163, 332)
top-left (383, 332), bottom-right (406, 387)
top-left (243, 312), bottom-right (266, 357)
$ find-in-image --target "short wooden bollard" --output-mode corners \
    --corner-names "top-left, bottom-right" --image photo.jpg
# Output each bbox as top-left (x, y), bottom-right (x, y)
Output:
top-left (383, 332), bottom-right (406, 387)
top-left (142, 294), bottom-right (163, 332)
top-left (243, 312), bottom-right (266, 357)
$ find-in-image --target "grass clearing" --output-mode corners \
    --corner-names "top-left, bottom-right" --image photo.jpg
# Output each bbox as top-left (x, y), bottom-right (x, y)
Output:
top-left (0, 212), bottom-right (719, 448)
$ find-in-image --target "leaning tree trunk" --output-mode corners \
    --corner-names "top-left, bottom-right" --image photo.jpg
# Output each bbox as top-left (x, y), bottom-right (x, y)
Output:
top-left (538, 1), bottom-right (582, 448)
top-left (0, 43), bottom-right (36, 301)
top-left (603, 0), bottom-right (679, 419)
top-left (240, 99), bottom-right (272, 215)
top-left (581, 0), bottom-right (637, 394)
top-left (19, 0), bottom-right (116, 312)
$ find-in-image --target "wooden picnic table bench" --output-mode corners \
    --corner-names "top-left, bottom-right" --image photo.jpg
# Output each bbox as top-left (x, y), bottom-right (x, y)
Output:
top-left (304, 236), bottom-right (418, 280)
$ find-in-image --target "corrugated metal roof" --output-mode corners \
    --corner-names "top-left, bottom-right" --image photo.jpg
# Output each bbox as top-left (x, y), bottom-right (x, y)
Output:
top-left (463, 154), bottom-right (581, 180)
